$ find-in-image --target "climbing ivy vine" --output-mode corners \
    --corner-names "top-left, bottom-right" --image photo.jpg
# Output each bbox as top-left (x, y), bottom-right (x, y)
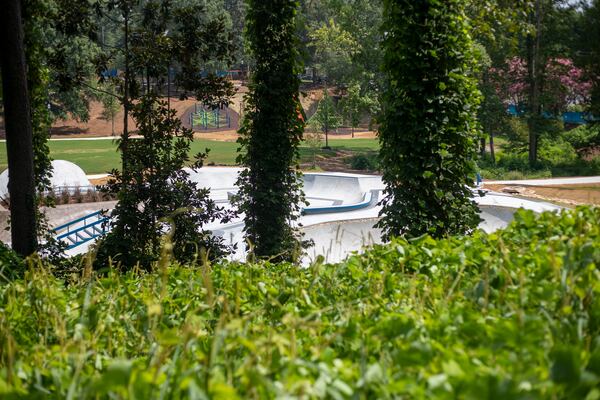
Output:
top-left (378, 0), bottom-right (482, 239)
top-left (236, 0), bottom-right (305, 261)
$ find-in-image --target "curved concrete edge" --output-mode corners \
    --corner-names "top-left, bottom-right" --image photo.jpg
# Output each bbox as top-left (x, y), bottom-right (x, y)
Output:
top-left (57, 171), bottom-right (566, 263)
top-left (474, 191), bottom-right (563, 213)
top-left (303, 190), bottom-right (379, 215)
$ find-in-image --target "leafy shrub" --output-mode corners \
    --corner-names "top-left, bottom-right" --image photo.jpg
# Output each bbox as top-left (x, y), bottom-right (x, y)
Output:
top-left (563, 125), bottom-right (600, 151)
top-left (502, 170), bottom-right (526, 180)
top-left (3, 208), bottom-right (600, 398)
top-left (504, 117), bottom-right (529, 152)
top-left (497, 152), bottom-right (530, 170)
top-left (478, 152), bottom-right (552, 180)
top-left (0, 241), bottom-right (24, 280)
top-left (349, 153), bottom-right (378, 170)
top-left (538, 137), bottom-right (578, 166)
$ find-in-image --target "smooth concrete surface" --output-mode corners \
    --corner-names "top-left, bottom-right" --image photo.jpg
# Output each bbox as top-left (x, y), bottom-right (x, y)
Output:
top-left (303, 218), bottom-right (382, 264)
top-left (44, 167), bottom-right (564, 263)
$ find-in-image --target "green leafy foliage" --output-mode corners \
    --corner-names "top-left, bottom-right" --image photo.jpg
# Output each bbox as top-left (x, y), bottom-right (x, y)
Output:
top-left (0, 242), bottom-right (24, 280)
top-left (579, 0), bottom-right (600, 118)
top-left (99, 82), bottom-right (120, 136)
top-left (307, 89), bottom-right (342, 147)
top-left (349, 153), bottom-right (378, 171)
top-left (19, 0), bottom-right (99, 257)
top-left (478, 126), bottom-right (600, 180)
top-left (378, 0), bottom-right (482, 239)
top-left (236, 0), bottom-right (306, 261)
top-left (95, 0), bottom-right (236, 269)
top-left (339, 81), bottom-right (377, 135)
top-left (309, 18), bottom-right (359, 84)
top-left (564, 125), bottom-right (600, 151)
top-left (3, 208), bottom-right (600, 398)
top-left (96, 95), bottom-right (235, 269)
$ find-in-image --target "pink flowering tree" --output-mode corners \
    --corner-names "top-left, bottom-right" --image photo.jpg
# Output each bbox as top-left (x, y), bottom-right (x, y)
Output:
top-left (489, 57), bottom-right (592, 115)
top-left (489, 58), bottom-right (528, 108)
top-left (543, 58), bottom-right (593, 114)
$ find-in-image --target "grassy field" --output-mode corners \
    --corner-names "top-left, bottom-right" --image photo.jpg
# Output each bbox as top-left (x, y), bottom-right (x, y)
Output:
top-left (0, 138), bottom-right (379, 174)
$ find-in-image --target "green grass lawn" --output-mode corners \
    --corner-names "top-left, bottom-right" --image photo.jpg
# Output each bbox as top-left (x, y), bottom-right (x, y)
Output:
top-left (0, 138), bottom-right (379, 174)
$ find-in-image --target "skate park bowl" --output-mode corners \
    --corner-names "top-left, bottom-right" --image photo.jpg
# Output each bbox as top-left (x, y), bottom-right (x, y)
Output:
top-left (183, 167), bottom-right (239, 203)
top-left (54, 166), bottom-right (563, 264)
top-left (186, 168), bottom-right (562, 264)
top-left (0, 160), bottom-right (92, 199)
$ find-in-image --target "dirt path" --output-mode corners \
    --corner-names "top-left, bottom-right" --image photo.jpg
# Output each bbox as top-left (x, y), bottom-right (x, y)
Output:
top-left (301, 149), bottom-right (379, 175)
top-left (485, 183), bottom-right (600, 206)
top-left (47, 98), bottom-right (198, 138)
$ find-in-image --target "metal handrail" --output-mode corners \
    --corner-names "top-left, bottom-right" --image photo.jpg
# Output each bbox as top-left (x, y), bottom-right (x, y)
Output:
top-left (53, 211), bottom-right (104, 233)
top-left (53, 211), bottom-right (112, 250)
top-left (55, 217), bottom-right (108, 241)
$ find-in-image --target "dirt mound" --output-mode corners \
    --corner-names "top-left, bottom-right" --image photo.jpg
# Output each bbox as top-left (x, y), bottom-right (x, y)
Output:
top-left (48, 98), bottom-right (196, 138)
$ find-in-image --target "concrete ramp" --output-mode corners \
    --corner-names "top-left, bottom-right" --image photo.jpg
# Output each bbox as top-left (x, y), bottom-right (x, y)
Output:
top-left (303, 174), bottom-right (365, 205)
top-left (51, 169), bottom-right (564, 265)
top-left (184, 167), bottom-right (241, 202)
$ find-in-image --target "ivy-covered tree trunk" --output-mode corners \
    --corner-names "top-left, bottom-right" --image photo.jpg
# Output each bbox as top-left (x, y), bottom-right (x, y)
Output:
top-left (237, 0), bottom-right (305, 261)
top-left (526, 0), bottom-right (544, 166)
top-left (0, 0), bottom-right (38, 256)
top-left (378, 0), bottom-right (481, 240)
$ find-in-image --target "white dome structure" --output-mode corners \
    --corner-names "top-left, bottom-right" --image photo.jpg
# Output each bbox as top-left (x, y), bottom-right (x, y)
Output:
top-left (0, 160), bottom-right (91, 199)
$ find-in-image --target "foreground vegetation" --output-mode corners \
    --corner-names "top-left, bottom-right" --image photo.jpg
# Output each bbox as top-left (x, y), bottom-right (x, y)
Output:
top-left (2, 207), bottom-right (600, 398)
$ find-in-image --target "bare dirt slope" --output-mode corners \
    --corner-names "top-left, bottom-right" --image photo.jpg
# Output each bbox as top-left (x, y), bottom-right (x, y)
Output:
top-left (485, 183), bottom-right (600, 206)
top-left (49, 98), bottom-right (197, 138)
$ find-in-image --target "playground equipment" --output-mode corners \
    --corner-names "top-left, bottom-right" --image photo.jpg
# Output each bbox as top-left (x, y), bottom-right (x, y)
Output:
top-left (190, 104), bottom-right (232, 130)
top-left (54, 211), bottom-right (110, 250)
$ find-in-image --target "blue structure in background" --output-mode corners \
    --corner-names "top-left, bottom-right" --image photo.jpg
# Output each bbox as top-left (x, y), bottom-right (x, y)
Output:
top-left (507, 104), bottom-right (593, 125)
top-left (562, 112), bottom-right (590, 125)
top-left (101, 69), bottom-right (118, 79)
top-left (54, 211), bottom-right (110, 250)
top-left (507, 104), bottom-right (526, 117)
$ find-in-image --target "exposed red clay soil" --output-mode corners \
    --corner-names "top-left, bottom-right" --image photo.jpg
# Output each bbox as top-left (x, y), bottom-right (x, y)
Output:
top-left (485, 183), bottom-right (600, 206)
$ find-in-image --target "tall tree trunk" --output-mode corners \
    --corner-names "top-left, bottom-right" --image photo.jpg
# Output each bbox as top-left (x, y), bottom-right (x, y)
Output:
top-left (122, 7), bottom-right (130, 173)
top-left (0, 0), bottom-right (38, 256)
top-left (489, 132), bottom-right (496, 164)
top-left (527, 0), bottom-right (543, 166)
top-left (480, 137), bottom-right (486, 157)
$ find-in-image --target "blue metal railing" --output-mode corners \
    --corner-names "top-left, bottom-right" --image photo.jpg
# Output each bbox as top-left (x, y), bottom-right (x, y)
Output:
top-left (53, 211), bottom-right (111, 250)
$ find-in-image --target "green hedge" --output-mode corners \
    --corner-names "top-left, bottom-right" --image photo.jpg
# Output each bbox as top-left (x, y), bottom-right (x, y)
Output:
top-left (2, 207), bottom-right (600, 398)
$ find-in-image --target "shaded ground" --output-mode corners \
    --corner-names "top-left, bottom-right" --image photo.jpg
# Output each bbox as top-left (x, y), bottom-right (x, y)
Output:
top-left (300, 148), bottom-right (379, 175)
